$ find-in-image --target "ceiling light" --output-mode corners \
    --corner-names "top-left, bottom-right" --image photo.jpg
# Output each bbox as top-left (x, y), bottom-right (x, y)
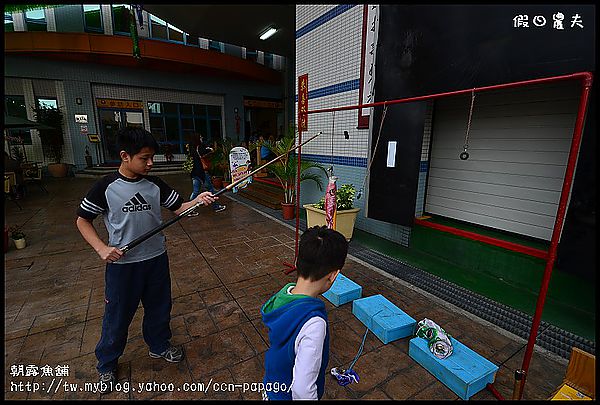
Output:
top-left (260, 27), bottom-right (277, 40)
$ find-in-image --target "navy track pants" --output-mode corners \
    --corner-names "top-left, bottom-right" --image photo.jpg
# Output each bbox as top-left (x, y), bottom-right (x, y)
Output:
top-left (95, 252), bottom-right (172, 373)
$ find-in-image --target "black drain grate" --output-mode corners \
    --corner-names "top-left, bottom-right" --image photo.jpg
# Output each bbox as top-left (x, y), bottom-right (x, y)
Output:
top-left (350, 247), bottom-right (595, 359)
top-left (226, 193), bottom-right (596, 359)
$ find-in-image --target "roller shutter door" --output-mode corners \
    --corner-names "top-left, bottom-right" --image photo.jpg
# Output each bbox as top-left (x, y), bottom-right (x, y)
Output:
top-left (425, 81), bottom-right (580, 241)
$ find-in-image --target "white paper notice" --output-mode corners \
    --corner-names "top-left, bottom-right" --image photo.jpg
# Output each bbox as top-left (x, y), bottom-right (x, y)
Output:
top-left (387, 141), bottom-right (397, 167)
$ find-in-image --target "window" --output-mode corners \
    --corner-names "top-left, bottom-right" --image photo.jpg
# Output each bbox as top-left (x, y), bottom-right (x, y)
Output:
top-left (148, 102), bottom-right (161, 114)
top-left (185, 33), bottom-right (198, 46)
top-left (180, 104), bottom-right (193, 115)
top-left (112, 4), bottom-right (131, 35)
top-left (37, 98), bottom-right (58, 109)
top-left (207, 105), bottom-right (221, 117)
top-left (5, 12), bottom-right (14, 32)
top-left (83, 5), bottom-right (103, 32)
top-left (25, 8), bottom-right (47, 32)
top-left (5, 96), bottom-right (32, 145)
top-left (167, 24), bottom-right (183, 42)
top-left (149, 14), bottom-right (167, 40)
top-left (164, 117), bottom-right (180, 143)
top-left (149, 115), bottom-right (165, 141)
top-left (163, 102), bottom-right (177, 114)
top-left (148, 101), bottom-right (223, 152)
top-left (208, 40), bottom-right (223, 52)
top-left (264, 52), bottom-right (274, 68)
top-left (149, 13), bottom-right (183, 42)
top-left (246, 49), bottom-right (258, 63)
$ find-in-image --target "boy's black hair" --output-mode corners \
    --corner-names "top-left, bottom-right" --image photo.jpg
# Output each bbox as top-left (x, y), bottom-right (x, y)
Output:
top-left (296, 226), bottom-right (348, 281)
top-left (117, 127), bottom-right (160, 157)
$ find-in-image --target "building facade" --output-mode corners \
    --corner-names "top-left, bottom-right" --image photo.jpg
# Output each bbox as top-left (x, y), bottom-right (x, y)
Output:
top-left (5, 5), bottom-right (289, 170)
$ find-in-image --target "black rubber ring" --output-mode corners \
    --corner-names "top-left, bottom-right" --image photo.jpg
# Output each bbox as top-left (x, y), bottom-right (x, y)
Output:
top-left (460, 151), bottom-right (469, 160)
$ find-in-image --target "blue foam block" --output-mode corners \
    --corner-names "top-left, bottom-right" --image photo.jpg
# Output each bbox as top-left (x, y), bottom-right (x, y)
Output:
top-left (408, 336), bottom-right (499, 400)
top-left (352, 294), bottom-right (416, 344)
top-left (322, 273), bottom-right (362, 307)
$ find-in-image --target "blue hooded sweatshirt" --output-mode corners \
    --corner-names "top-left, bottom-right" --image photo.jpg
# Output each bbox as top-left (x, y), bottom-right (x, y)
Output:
top-left (261, 284), bottom-right (329, 400)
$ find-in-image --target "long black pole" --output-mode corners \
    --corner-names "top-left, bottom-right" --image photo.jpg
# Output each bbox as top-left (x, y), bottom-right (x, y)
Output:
top-left (120, 131), bottom-right (323, 254)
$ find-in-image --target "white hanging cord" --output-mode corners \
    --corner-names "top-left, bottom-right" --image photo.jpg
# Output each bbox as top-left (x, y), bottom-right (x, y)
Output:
top-left (357, 104), bottom-right (388, 199)
top-left (460, 90), bottom-right (476, 160)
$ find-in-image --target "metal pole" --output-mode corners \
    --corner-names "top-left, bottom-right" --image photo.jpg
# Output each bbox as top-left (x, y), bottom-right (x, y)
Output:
top-left (121, 131), bottom-right (323, 254)
top-left (512, 370), bottom-right (526, 400)
top-left (306, 73), bottom-right (592, 115)
top-left (284, 125), bottom-right (304, 274)
top-left (515, 72), bottom-right (593, 400)
top-left (295, 125), bottom-right (302, 259)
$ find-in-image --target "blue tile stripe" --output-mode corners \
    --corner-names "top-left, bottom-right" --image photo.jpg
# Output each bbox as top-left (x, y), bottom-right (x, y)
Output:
top-left (295, 79), bottom-right (360, 102)
top-left (299, 155), bottom-right (428, 171)
top-left (299, 153), bottom-right (367, 168)
top-left (296, 5), bottom-right (357, 39)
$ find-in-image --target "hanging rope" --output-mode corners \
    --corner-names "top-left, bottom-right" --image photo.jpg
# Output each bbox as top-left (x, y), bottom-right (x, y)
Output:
top-left (330, 309), bottom-right (385, 386)
top-left (329, 111), bottom-right (336, 176)
top-left (460, 90), bottom-right (476, 160)
top-left (357, 104), bottom-right (388, 199)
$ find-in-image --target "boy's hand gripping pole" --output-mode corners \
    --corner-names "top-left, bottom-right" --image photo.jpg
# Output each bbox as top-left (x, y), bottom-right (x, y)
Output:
top-left (120, 131), bottom-right (324, 255)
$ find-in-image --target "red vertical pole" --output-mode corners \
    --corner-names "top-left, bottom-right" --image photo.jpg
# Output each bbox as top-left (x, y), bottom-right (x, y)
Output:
top-left (284, 75), bottom-right (308, 274)
top-left (515, 72), bottom-right (593, 399)
top-left (295, 124), bottom-right (302, 262)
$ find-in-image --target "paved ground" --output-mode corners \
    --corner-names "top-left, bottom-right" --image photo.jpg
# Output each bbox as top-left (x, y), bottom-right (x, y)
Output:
top-left (4, 174), bottom-right (568, 400)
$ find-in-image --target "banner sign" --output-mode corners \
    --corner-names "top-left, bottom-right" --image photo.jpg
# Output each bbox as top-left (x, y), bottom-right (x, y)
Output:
top-left (96, 98), bottom-right (143, 110)
top-left (75, 114), bottom-right (88, 124)
top-left (298, 74), bottom-right (308, 132)
top-left (358, 5), bottom-right (380, 128)
top-left (243, 99), bottom-right (284, 109)
top-left (229, 147), bottom-right (252, 193)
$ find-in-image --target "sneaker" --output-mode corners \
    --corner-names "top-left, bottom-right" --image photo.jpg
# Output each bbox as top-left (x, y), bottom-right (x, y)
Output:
top-left (149, 345), bottom-right (184, 363)
top-left (98, 370), bottom-right (116, 394)
top-left (213, 204), bottom-right (226, 213)
top-left (187, 211), bottom-right (200, 217)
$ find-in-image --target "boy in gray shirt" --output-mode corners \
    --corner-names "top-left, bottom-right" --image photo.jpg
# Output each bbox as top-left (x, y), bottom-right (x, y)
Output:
top-left (76, 127), bottom-right (217, 394)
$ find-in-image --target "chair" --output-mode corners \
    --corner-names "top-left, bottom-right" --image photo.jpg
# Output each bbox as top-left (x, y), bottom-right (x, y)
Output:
top-left (21, 162), bottom-right (48, 194)
top-left (255, 148), bottom-right (268, 178)
top-left (4, 172), bottom-right (22, 210)
top-left (550, 347), bottom-right (595, 400)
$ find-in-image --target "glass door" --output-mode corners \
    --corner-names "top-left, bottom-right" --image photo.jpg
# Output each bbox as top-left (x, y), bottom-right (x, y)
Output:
top-left (99, 109), bottom-right (145, 163)
top-left (99, 109), bottom-right (122, 163)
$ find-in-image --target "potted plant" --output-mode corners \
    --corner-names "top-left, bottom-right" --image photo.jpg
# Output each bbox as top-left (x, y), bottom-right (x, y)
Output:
top-left (210, 137), bottom-right (234, 189)
top-left (32, 103), bottom-right (67, 177)
top-left (9, 225), bottom-right (26, 250)
top-left (304, 183), bottom-right (361, 241)
top-left (266, 127), bottom-right (328, 220)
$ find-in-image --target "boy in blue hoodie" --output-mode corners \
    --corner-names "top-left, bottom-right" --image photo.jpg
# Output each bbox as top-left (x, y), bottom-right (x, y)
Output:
top-left (261, 226), bottom-right (348, 400)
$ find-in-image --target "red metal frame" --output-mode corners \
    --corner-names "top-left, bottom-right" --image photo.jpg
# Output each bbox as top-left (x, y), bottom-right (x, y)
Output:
top-left (486, 383), bottom-right (505, 400)
top-left (415, 218), bottom-right (548, 260)
top-left (300, 71), bottom-right (594, 398)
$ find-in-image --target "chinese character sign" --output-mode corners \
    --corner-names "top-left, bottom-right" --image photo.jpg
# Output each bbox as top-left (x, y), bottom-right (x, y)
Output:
top-left (298, 74), bottom-right (308, 132)
top-left (229, 147), bottom-right (252, 193)
top-left (513, 12), bottom-right (584, 29)
top-left (359, 5), bottom-right (380, 128)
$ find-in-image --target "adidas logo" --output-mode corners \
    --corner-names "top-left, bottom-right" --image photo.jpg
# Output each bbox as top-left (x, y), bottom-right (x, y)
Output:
top-left (122, 192), bottom-right (152, 212)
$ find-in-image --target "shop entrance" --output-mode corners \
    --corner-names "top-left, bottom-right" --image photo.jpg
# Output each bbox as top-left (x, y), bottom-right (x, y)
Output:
top-left (98, 109), bottom-right (144, 163)
top-left (243, 98), bottom-right (284, 145)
